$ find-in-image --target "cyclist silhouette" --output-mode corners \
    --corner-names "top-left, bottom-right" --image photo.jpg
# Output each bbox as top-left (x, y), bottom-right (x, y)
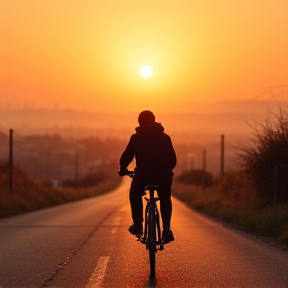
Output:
top-left (118, 110), bottom-right (177, 243)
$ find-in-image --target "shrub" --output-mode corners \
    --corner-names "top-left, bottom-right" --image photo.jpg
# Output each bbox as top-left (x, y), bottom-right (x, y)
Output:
top-left (172, 174), bottom-right (288, 245)
top-left (62, 172), bottom-right (107, 188)
top-left (0, 160), bottom-right (121, 218)
top-left (175, 169), bottom-right (214, 187)
top-left (238, 108), bottom-right (288, 205)
top-left (216, 170), bottom-right (260, 209)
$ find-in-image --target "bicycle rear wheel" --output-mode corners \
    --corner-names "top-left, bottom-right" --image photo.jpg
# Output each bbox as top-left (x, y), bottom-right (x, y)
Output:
top-left (148, 206), bottom-right (156, 278)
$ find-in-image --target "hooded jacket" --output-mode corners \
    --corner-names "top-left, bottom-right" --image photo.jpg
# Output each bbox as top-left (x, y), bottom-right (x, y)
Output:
top-left (119, 122), bottom-right (177, 172)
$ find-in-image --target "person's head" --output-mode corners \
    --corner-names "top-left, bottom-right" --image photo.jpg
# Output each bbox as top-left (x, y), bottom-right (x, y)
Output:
top-left (138, 110), bottom-right (155, 126)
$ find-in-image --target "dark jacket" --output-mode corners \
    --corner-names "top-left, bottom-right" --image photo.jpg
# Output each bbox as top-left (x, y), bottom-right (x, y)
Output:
top-left (119, 123), bottom-right (177, 173)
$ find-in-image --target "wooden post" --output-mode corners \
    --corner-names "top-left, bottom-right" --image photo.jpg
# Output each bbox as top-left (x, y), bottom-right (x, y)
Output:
top-left (9, 129), bottom-right (13, 192)
top-left (274, 165), bottom-right (278, 204)
top-left (190, 157), bottom-right (194, 171)
top-left (220, 134), bottom-right (224, 178)
top-left (74, 153), bottom-right (78, 187)
top-left (202, 149), bottom-right (206, 189)
top-left (203, 150), bottom-right (206, 172)
top-left (48, 150), bottom-right (51, 180)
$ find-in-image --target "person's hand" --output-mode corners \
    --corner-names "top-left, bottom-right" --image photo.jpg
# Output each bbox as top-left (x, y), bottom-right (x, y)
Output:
top-left (118, 167), bottom-right (128, 176)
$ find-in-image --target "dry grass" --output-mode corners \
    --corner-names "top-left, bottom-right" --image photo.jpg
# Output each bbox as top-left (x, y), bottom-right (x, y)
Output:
top-left (0, 161), bottom-right (121, 218)
top-left (172, 171), bottom-right (288, 246)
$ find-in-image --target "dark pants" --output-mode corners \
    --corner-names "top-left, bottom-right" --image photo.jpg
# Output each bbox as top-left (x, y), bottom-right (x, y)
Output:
top-left (129, 170), bottom-right (173, 229)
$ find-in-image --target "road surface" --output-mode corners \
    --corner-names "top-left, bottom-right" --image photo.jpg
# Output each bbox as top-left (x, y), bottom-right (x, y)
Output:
top-left (0, 178), bottom-right (288, 287)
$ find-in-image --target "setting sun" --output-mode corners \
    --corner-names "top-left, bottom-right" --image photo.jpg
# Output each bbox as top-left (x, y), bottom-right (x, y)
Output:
top-left (0, 0), bottom-right (287, 113)
top-left (140, 66), bottom-right (153, 78)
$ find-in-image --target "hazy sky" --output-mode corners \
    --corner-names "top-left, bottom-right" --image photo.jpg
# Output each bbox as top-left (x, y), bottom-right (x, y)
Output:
top-left (1, 0), bottom-right (287, 113)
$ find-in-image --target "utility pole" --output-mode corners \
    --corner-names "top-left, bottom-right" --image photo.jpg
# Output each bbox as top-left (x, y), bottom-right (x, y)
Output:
top-left (9, 129), bottom-right (13, 192)
top-left (202, 149), bottom-right (206, 190)
top-left (74, 153), bottom-right (78, 188)
top-left (274, 165), bottom-right (278, 204)
top-left (220, 134), bottom-right (225, 178)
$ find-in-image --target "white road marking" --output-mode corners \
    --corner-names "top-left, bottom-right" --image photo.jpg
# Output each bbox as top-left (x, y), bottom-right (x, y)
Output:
top-left (111, 216), bottom-right (120, 234)
top-left (111, 228), bottom-right (118, 234)
top-left (86, 256), bottom-right (110, 288)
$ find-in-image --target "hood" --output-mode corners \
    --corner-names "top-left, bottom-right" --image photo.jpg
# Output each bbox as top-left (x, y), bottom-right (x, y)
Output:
top-left (135, 122), bottom-right (164, 134)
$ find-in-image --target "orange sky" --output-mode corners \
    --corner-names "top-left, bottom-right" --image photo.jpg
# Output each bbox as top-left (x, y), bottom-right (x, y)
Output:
top-left (0, 0), bottom-right (287, 113)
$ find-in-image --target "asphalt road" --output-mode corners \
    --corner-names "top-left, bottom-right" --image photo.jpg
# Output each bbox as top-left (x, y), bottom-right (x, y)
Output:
top-left (0, 178), bottom-right (288, 288)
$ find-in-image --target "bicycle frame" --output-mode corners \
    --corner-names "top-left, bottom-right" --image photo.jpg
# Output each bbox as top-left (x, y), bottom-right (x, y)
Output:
top-left (140, 186), bottom-right (164, 249)
top-left (125, 171), bottom-right (164, 278)
top-left (137, 185), bottom-right (164, 278)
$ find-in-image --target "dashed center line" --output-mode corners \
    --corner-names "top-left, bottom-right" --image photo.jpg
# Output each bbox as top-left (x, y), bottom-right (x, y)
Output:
top-left (86, 256), bottom-right (110, 288)
top-left (111, 227), bottom-right (118, 234)
top-left (86, 215), bottom-right (121, 287)
top-left (111, 216), bottom-right (120, 234)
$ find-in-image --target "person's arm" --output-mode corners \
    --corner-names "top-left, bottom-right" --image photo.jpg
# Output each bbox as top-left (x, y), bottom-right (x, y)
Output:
top-left (167, 137), bottom-right (177, 170)
top-left (119, 135), bottom-right (135, 175)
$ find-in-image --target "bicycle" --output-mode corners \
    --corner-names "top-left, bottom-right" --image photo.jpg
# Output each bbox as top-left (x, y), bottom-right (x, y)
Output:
top-left (125, 171), bottom-right (164, 278)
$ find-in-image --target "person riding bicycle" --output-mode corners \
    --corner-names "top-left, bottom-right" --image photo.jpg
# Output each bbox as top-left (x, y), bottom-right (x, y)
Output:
top-left (118, 110), bottom-right (177, 244)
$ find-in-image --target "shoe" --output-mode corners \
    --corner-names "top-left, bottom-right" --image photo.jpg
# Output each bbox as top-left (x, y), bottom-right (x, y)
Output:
top-left (128, 223), bottom-right (143, 236)
top-left (162, 229), bottom-right (174, 244)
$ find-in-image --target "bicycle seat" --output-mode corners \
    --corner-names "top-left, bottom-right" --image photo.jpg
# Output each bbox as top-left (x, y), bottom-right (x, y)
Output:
top-left (145, 185), bottom-right (160, 191)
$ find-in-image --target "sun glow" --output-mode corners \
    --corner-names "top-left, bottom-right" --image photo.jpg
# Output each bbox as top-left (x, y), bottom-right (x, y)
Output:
top-left (140, 65), bottom-right (153, 78)
top-left (0, 1), bottom-right (287, 112)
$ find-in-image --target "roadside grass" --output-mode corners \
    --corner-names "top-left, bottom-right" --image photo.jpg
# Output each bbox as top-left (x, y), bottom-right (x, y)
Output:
top-left (0, 161), bottom-right (122, 218)
top-left (172, 177), bottom-right (288, 246)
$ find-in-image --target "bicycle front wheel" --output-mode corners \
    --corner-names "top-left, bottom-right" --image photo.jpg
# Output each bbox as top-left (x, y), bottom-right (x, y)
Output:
top-left (148, 206), bottom-right (156, 278)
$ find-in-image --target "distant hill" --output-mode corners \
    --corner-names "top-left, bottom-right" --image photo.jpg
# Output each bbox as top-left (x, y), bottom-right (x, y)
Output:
top-left (1, 100), bottom-right (287, 143)
top-left (2, 100), bottom-right (287, 177)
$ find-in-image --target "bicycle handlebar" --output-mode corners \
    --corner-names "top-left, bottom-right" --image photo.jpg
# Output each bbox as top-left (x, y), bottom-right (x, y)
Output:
top-left (123, 170), bottom-right (135, 178)
top-left (121, 170), bottom-right (174, 178)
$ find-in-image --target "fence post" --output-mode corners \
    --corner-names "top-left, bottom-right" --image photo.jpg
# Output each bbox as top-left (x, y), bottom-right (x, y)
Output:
top-left (9, 129), bottom-right (13, 192)
top-left (74, 153), bottom-right (78, 188)
top-left (220, 134), bottom-right (225, 178)
top-left (202, 149), bottom-right (206, 190)
top-left (274, 165), bottom-right (278, 204)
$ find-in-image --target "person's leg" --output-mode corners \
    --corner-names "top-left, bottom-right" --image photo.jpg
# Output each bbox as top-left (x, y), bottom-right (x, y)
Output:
top-left (158, 179), bottom-right (174, 243)
top-left (128, 177), bottom-right (144, 235)
top-left (159, 196), bottom-right (172, 230)
top-left (129, 188), bottom-right (143, 223)
top-left (156, 175), bottom-right (172, 229)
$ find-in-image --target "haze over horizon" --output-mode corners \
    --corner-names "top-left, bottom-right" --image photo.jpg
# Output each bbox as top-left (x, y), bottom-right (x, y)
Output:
top-left (1, 0), bottom-right (287, 114)
top-left (2, 98), bottom-right (288, 145)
